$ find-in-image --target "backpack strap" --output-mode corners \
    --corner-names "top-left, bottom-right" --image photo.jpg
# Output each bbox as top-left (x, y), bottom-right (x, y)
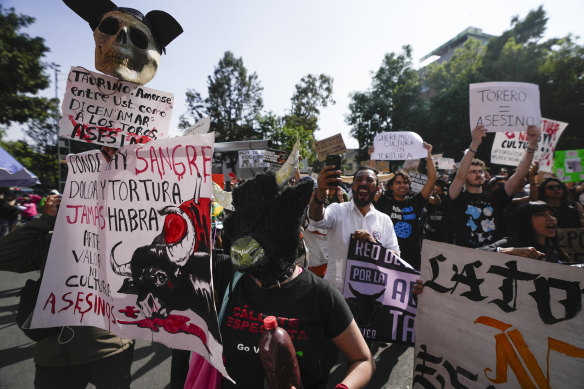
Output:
top-left (218, 271), bottom-right (243, 324)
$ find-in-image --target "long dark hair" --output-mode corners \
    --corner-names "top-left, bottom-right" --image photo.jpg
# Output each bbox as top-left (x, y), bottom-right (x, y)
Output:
top-left (512, 201), bottom-right (569, 261)
top-left (538, 178), bottom-right (570, 206)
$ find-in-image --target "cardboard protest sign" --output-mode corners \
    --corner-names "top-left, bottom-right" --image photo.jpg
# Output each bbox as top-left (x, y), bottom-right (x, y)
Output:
top-left (434, 157), bottom-right (456, 171)
top-left (314, 134), bottom-right (347, 162)
top-left (371, 132), bottom-right (426, 161)
top-left (238, 150), bottom-right (269, 168)
top-left (30, 134), bottom-right (230, 379)
top-left (491, 118), bottom-right (568, 172)
top-left (469, 82), bottom-right (541, 132)
top-left (343, 237), bottom-right (419, 345)
top-left (262, 148), bottom-right (286, 165)
top-left (558, 228), bottom-right (584, 262)
top-left (407, 172), bottom-right (427, 194)
top-left (553, 149), bottom-right (584, 182)
top-left (59, 67), bottom-right (173, 148)
top-left (183, 117), bottom-right (211, 136)
top-left (415, 240), bottom-right (584, 388)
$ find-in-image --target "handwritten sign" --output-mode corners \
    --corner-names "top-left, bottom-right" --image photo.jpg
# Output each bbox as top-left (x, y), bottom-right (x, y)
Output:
top-left (59, 66), bottom-right (173, 147)
top-left (469, 82), bottom-right (541, 132)
top-left (314, 134), bottom-right (347, 162)
top-left (434, 157), bottom-right (456, 171)
top-left (30, 134), bottom-right (230, 380)
top-left (238, 150), bottom-right (269, 168)
top-left (554, 149), bottom-right (584, 182)
top-left (558, 228), bottom-right (584, 263)
top-left (184, 117), bottom-right (211, 136)
top-left (491, 118), bottom-right (568, 172)
top-left (343, 237), bottom-right (419, 345)
top-left (371, 131), bottom-right (426, 161)
top-left (415, 240), bottom-right (584, 388)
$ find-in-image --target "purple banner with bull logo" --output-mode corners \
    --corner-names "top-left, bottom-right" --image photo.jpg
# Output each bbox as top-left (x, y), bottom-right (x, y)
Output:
top-left (343, 237), bottom-right (420, 345)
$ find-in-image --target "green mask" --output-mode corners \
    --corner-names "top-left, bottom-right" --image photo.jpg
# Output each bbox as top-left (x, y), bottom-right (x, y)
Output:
top-left (230, 236), bottom-right (268, 270)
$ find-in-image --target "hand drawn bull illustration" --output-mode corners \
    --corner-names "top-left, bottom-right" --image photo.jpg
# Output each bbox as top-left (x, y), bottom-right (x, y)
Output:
top-left (110, 176), bottom-right (220, 341)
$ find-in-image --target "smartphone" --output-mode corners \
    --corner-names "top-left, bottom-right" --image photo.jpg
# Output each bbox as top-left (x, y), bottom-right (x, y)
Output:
top-left (325, 154), bottom-right (342, 186)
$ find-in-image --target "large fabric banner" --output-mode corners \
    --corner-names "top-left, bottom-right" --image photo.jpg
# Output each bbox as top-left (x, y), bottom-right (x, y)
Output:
top-left (415, 241), bottom-right (584, 388)
top-left (343, 237), bottom-right (419, 345)
top-left (469, 82), bottom-right (541, 132)
top-left (490, 118), bottom-right (568, 172)
top-left (59, 66), bottom-right (173, 148)
top-left (30, 134), bottom-right (230, 378)
top-left (554, 149), bottom-right (584, 183)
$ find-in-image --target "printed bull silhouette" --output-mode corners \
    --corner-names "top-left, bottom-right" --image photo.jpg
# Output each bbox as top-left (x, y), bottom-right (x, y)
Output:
top-left (110, 185), bottom-right (220, 341)
top-left (346, 283), bottom-right (385, 327)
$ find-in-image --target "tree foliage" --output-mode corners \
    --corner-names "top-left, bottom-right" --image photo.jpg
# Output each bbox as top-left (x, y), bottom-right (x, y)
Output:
top-left (422, 6), bottom-right (584, 159)
top-left (0, 5), bottom-right (52, 125)
top-left (179, 51), bottom-right (264, 142)
top-left (346, 45), bottom-right (424, 162)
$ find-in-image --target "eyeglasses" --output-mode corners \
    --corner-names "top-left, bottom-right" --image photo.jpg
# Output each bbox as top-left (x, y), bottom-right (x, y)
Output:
top-left (545, 185), bottom-right (563, 191)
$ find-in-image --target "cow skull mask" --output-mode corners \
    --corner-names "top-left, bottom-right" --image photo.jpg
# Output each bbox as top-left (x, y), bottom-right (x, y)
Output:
top-left (94, 11), bottom-right (160, 85)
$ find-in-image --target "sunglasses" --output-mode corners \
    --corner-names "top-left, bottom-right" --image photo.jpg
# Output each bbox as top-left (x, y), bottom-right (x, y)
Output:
top-left (545, 185), bottom-right (563, 191)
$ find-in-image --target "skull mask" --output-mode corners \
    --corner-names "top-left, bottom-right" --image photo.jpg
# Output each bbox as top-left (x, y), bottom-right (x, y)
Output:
top-left (93, 11), bottom-right (161, 85)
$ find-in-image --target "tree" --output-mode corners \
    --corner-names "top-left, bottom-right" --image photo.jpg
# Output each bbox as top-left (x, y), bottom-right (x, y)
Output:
top-left (0, 6), bottom-right (52, 125)
top-left (282, 74), bottom-right (335, 164)
top-left (346, 46), bottom-right (424, 162)
top-left (421, 6), bottom-right (584, 159)
top-left (179, 51), bottom-right (264, 142)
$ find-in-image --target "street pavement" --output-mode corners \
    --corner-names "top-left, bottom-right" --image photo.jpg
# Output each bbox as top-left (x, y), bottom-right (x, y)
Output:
top-left (0, 270), bottom-right (413, 388)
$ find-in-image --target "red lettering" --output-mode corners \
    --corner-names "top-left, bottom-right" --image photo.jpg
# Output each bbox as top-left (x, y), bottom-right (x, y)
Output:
top-left (43, 292), bottom-right (56, 314)
top-left (135, 146), bottom-right (148, 175)
top-left (60, 292), bottom-right (74, 313)
top-left (65, 205), bottom-right (83, 224)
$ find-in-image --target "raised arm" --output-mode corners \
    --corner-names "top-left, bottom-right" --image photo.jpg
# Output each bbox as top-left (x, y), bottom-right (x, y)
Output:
top-left (448, 125), bottom-right (487, 200)
top-left (420, 143), bottom-right (437, 200)
top-left (309, 165), bottom-right (341, 221)
top-left (505, 125), bottom-right (540, 196)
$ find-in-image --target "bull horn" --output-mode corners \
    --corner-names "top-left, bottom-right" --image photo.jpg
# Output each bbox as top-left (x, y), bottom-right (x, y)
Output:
top-left (158, 205), bottom-right (196, 266)
top-left (110, 241), bottom-right (132, 277)
top-left (275, 139), bottom-right (300, 186)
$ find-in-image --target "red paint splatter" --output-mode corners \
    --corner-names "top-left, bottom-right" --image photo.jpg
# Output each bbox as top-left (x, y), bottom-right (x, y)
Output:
top-left (118, 311), bottom-right (209, 352)
top-left (505, 132), bottom-right (515, 139)
top-left (67, 115), bottom-right (123, 143)
top-left (119, 305), bottom-right (140, 319)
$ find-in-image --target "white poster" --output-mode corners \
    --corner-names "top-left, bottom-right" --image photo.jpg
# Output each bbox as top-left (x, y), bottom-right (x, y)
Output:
top-left (414, 241), bottom-right (584, 388)
top-left (491, 118), bottom-right (568, 172)
top-left (59, 66), bottom-right (173, 147)
top-left (31, 134), bottom-right (230, 379)
top-left (238, 150), bottom-right (269, 168)
top-left (469, 82), bottom-right (541, 132)
top-left (371, 131), bottom-right (426, 161)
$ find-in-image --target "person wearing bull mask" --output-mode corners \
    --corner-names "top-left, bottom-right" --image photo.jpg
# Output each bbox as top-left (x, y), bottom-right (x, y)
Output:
top-left (0, 195), bottom-right (135, 388)
top-left (186, 162), bottom-right (375, 388)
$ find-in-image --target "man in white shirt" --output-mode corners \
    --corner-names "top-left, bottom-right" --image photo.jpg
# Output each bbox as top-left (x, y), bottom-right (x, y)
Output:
top-left (309, 166), bottom-right (400, 291)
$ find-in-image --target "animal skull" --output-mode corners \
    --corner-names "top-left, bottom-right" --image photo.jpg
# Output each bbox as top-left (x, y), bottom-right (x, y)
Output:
top-left (93, 11), bottom-right (161, 85)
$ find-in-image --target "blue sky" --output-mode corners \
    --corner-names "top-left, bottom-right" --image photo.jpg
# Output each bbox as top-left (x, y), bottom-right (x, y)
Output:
top-left (4, 0), bottom-right (584, 148)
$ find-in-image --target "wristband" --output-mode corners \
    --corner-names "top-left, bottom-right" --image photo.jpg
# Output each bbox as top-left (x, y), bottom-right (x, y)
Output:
top-left (526, 146), bottom-right (536, 153)
top-left (335, 385), bottom-right (349, 389)
top-left (468, 147), bottom-right (477, 154)
top-left (313, 196), bottom-right (326, 205)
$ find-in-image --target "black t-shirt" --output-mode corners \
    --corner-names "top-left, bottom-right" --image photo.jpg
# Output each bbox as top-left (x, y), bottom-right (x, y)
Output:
top-left (447, 187), bottom-right (511, 248)
top-left (219, 267), bottom-right (353, 389)
top-left (424, 193), bottom-right (450, 243)
top-left (553, 205), bottom-right (581, 228)
top-left (374, 193), bottom-right (427, 270)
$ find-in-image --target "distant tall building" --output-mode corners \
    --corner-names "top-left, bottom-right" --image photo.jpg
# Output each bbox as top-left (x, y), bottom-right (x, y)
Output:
top-left (420, 27), bottom-right (495, 99)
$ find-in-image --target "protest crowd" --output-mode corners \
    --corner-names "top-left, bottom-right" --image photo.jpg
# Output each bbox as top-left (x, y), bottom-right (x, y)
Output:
top-left (1, 1), bottom-right (583, 389)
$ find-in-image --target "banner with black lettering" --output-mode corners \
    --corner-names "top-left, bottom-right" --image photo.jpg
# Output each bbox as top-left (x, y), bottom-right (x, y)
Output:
top-left (343, 237), bottom-right (419, 345)
top-left (30, 134), bottom-right (231, 380)
top-left (414, 240), bottom-right (584, 388)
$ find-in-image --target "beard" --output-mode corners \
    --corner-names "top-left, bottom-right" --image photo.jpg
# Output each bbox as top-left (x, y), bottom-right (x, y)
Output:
top-left (353, 186), bottom-right (375, 207)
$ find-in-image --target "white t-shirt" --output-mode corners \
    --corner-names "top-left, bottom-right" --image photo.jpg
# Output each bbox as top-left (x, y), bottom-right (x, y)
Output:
top-left (310, 201), bottom-right (400, 291)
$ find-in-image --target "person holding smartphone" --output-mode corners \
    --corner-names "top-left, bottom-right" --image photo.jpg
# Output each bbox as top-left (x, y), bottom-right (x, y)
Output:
top-left (309, 162), bottom-right (400, 292)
